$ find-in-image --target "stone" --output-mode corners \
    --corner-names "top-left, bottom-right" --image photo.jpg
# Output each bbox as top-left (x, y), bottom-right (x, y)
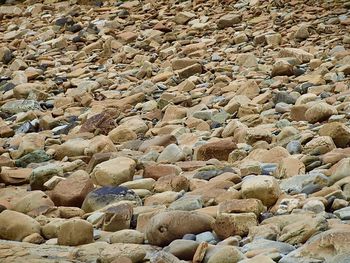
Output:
top-left (57, 219), bottom-right (93, 246)
top-left (319, 122), bottom-right (350, 148)
top-left (82, 186), bottom-right (141, 213)
top-left (108, 126), bottom-right (137, 144)
top-left (217, 13), bottom-right (241, 29)
top-left (13, 190), bottom-right (54, 214)
top-left (100, 244), bottom-right (147, 263)
top-left (91, 157), bottom-right (136, 186)
top-left (145, 211), bottom-right (214, 246)
top-left (29, 164), bottom-right (64, 190)
top-left (0, 210), bottom-right (41, 241)
top-left (102, 203), bottom-right (134, 232)
top-left (157, 144), bottom-right (185, 163)
top-left (49, 170), bottom-right (94, 207)
top-left (79, 109), bottom-right (119, 135)
top-left (205, 246), bottom-right (245, 263)
top-left (305, 102), bottom-right (337, 123)
top-left (212, 212), bottom-right (258, 239)
top-left (278, 216), bottom-right (328, 245)
top-left (195, 139), bottom-right (237, 161)
top-left (241, 176), bottom-right (281, 207)
top-left (218, 199), bottom-right (266, 216)
top-left (164, 239), bottom-right (199, 260)
top-left (279, 229), bottom-right (350, 263)
top-left (109, 229), bottom-right (144, 244)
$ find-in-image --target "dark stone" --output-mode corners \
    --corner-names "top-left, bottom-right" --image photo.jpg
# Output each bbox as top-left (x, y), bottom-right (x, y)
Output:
top-left (193, 166), bottom-right (234, 180)
top-left (273, 91), bottom-right (297, 105)
top-left (16, 121), bottom-right (38, 134)
top-left (15, 150), bottom-right (51, 168)
top-left (286, 140), bottom-right (302, 155)
top-left (301, 183), bottom-right (323, 195)
top-left (67, 24), bottom-right (82, 33)
top-left (81, 186), bottom-right (142, 212)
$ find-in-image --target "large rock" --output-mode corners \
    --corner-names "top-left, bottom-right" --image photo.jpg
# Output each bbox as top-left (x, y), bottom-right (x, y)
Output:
top-left (204, 245), bottom-right (245, 263)
top-left (49, 170), bottom-right (94, 207)
top-left (13, 190), bottom-right (54, 214)
top-left (91, 157), bottom-right (136, 186)
top-left (212, 212), bottom-right (258, 239)
top-left (57, 219), bottom-right (93, 246)
top-left (305, 102), bottom-right (337, 123)
top-left (100, 243), bottom-right (147, 263)
top-left (279, 229), bottom-right (350, 263)
top-left (241, 176), bottom-right (281, 207)
top-left (319, 122), bottom-right (350, 148)
top-left (0, 210), bottom-right (41, 241)
top-left (195, 139), bottom-right (237, 161)
top-left (145, 211), bottom-right (214, 246)
top-left (29, 163), bottom-right (64, 190)
top-left (82, 186), bottom-right (141, 212)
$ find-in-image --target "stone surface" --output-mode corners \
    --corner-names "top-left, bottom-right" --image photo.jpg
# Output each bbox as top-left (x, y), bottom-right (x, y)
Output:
top-left (0, 210), bottom-right (41, 241)
top-left (145, 211), bottom-right (214, 246)
top-left (91, 157), bottom-right (136, 186)
top-left (57, 219), bottom-right (93, 246)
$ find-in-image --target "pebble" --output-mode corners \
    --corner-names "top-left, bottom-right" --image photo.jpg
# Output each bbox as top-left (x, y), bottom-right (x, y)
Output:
top-left (0, 0), bottom-right (350, 262)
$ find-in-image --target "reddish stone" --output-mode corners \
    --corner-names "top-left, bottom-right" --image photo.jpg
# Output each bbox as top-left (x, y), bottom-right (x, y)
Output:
top-left (195, 139), bottom-right (237, 161)
top-left (49, 171), bottom-right (94, 207)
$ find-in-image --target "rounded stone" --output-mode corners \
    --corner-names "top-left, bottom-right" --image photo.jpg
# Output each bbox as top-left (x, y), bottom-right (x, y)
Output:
top-left (145, 211), bottom-right (214, 246)
top-left (57, 219), bottom-right (93, 246)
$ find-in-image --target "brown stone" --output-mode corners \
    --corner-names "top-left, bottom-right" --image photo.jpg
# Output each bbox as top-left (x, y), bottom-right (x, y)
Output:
top-left (195, 139), bottom-right (237, 161)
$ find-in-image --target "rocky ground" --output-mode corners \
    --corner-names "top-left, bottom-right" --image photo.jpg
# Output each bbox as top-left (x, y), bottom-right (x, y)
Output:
top-left (0, 0), bottom-right (350, 262)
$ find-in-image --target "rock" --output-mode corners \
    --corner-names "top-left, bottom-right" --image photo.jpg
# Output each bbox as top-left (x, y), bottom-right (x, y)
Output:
top-left (82, 186), bottom-right (141, 212)
top-left (108, 126), bottom-right (137, 144)
top-left (241, 176), bottom-right (281, 207)
top-left (157, 144), bottom-right (185, 163)
top-left (279, 229), bottom-right (350, 263)
top-left (212, 212), bottom-right (258, 239)
top-left (13, 190), bottom-right (54, 214)
top-left (29, 164), bottom-right (64, 190)
top-left (218, 199), bottom-right (266, 216)
top-left (217, 13), bottom-right (241, 29)
top-left (305, 102), bottom-right (337, 123)
top-left (319, 122), bottom-right (350, 148)
top-left (271, 60), bottom-right (294, 77)
top-left (303, 136), bottom-right (336, 155)
top-left (278, 216), bottom-right (328, 245)
top-left (15, 150), bottom-right (51, 168)
top-left (57, 219), bottom-right (93, 246)
top-left (164, 239), bottom-right (199, 260)
top-left (91, 157), bottom-right (136, 186)
top-left (109, 229), bottom-right (144, 244)
top-left (100, 244), bottom-right (147, 263)
top-left (102, 203), bottom-right (134, 231)
top-left (0, 210), bottom-right (41, 241)
top-left (49, 170), bottom-right (94, 207)
top-left (145, 211), bottom-right (214, 246)
top-left (195, 139), bottom-right (237, 161)
top-left (205, 246), bottom-right (245, 263)
top-left (79, 109), bottom-right (119, 135)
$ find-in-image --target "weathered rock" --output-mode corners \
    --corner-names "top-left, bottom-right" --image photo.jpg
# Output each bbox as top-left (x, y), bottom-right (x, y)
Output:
top-left (82, 186), bottom-right (141, 212)
top-left (0, 210), bottom-right (41, 241)
top-left (49, 170), bottom-right (94, 207)
top-left (57, 219), bottom-right (93, 246)
top-left (241, 176), bottom-right (281, 207)
top-left (195, 139), bottom-right (237, 161)
top-left (91, 157), bottom-right (136, 186)
top-left (145, 211), bottom-right (214, 246)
